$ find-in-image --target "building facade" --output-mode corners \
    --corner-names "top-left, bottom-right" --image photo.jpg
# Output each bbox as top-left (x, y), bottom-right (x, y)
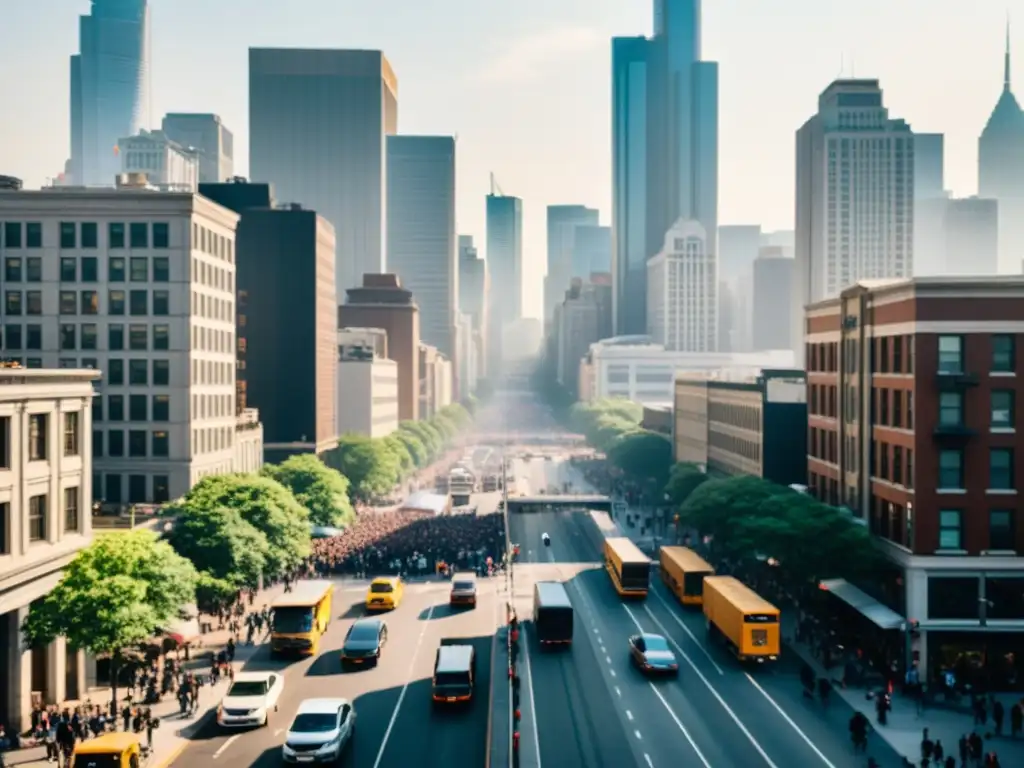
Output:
top-left (555, 280), bottom-right (602, 398)
top-left (0, 369), bottom-right (98, 732)
top-left (336, 352), bottom-right (399, 439)
top-left (249, 48), bottom-right (398, 297)
top-left (161, 113), bottom-right (234, 184)
top-left (339, 274), bottom-right (419, 421)
top-left (752, 248), bottom-right (794, 351)
top-left (0, 185), bottom-right (242, 503)
top-left (118, 130), bottom-right (199, 191)
top-left (418, 343), bottom-right (452, 419)
top-left (70, 0), bottom-right (150, 186)
top-left (717, 224), bottom-right (761, 353)
top-left (545, 205), bottom-right (598, 322)
top-left (199, 181), bottom-right (337, 462)
top-left (573, 224), bottom-right (612, 280)
top-left (943, 197), bottom-right (999, 276)
top-left (458, 235), bottom-right (487, 379)
top-left (805, 276), bottom-right (1024, 682)
top-left (646, 219), bottom-right (716, 352)
top-left (486, 193), bottom-right (523, 375)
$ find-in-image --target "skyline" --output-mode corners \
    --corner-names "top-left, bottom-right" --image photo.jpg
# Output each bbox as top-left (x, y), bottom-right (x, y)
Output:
top-left (0, 0), bottom-right (1019, 318)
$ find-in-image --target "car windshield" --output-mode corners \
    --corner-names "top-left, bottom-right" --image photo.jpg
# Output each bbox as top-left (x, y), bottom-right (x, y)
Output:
top-left (370, 582), bottom-right (394, 594)
top-left (227, 680), bottom-right (267, 697)
top-left (272, 606), bottom-right (315, 633)
top-left (290, 712), bottom-right (337, 733)
top-left (644, 636), bottom-right (671, 653)
top-left (453, 581), bottom-right (474, 591)
top-left (348, 624), bottom-right (378, 642)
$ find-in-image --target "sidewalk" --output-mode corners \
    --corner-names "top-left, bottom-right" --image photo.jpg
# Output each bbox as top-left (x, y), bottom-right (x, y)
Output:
top-left (782, 613), bottom-right (1024, 764)
top-left (5, 584), bottom-right (289, 768)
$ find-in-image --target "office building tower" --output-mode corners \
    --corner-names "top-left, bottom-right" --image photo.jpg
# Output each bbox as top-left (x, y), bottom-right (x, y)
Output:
top-left (249, 48), bottom-right (398, 297)
top-left (979, 26), bottom-right (1024, 273)
top-left (913, 133), bottom-right (947, 277)
top-left (545, 205), bottom-right (598, 322)
top-left (200, 180), bottom-right (338, 462)
top-left (117, 130), bottom-right (199, 191)
top-left (573, 224), bottom-right (612, 279)
top-left (555, 279), bottom-right (610, 397)
top-left (944, 197), bottom-right (999, 276)
top-left (70, 0), bottom-right (151, 186)
top-left (458, 235), bottom-right (487, 377)
top-left (0, 182), bottom-right (254, 503)
top-left (611, 36), bottom-right (651, 335)
top-left (162, 114), bottom-right (234, 184)
top-left (338, 274), bottom-right (420, 421)
top-left (385, 136), bottom-right (457, 366)
top-left (794, 79), bottom-right (914, 364)
top-left (336, 333), bottom-right (399, 439)
top-left (914, 133), bottom-right (944, 198)
top-left (752, 247), bottom-right (793, 350)
top-left (717, 224), bottom-right (761, 352)
top-left (646, 219), bottom-right (715, 352)
top-left (485, 192), bottom-right (522, 374)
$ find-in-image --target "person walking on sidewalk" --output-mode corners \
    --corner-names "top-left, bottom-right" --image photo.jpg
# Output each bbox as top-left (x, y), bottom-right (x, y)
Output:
top-left (992, 700), bottom-right (1004, 736)
top-left (920, 728), bottom-right (934, 765)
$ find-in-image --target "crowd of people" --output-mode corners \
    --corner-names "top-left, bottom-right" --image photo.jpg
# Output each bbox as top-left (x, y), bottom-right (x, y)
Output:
top-left (311, 509), bottom-right (506, 577)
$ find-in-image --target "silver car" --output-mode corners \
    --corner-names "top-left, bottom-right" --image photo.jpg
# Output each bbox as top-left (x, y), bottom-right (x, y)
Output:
top-left (281, 698), bottom-right (356, 764)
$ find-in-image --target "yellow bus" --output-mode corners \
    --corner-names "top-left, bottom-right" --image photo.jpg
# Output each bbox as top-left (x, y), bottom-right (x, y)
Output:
top-left (702, 576), bottom-right (780, 663)
top-left (270, 580), bottom-right (334, 657)
top-left (659, 546), bottom-right (715, 606)
top-left (603, 537), bottom-right (651, 598)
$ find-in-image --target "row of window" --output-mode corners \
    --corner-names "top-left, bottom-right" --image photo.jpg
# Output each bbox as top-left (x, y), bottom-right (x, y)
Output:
top-left (93, 394), bottom-right (170, 423)
top-left (808, 333), bottom-right (1018, 377)
top-left (939, 390), bottom-right (1015, 429)
top-left (873, 387), bottom-right (914, 429)
top-left (3, 255), bottom-right (171, 284)
top-left (939, 334), bottom-right (1016, 374)
top-left (707, 402), bottom-right (761, 432)
top-left (92, 429), bottom-right (170, 459)
top-left (808, 383), bottom-right (838, 418)
top-left (937, 447), bottom-right (1015, 490)
top-left (808, 426), bottom-right (838, 464)
top-left (806, 341), bottom-right (838, 373)
top-left (0, 221), bottom-right (170, 250)
top-left (0, 412), bottom-right (81, 466)
top-left (0, 488), bottom-right (81, 554)
top-left (3, 288), bottom-right (172, 317)
top-left (95, 472), bottom-right (170, 505)
top-left (873, 441), bottom-right (914, 488)
top-left (872, 335), bottom-right (915, 375)
top-left (937, 508), bottom-right (1016, 552)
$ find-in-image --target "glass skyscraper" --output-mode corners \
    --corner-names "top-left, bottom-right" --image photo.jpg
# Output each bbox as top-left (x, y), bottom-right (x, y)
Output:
top-left (485, 193), bottom-right (523, 374)
top-left (70, 0), bottom-right (150, 186)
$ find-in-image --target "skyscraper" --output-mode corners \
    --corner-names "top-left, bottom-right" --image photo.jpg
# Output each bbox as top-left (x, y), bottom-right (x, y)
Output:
top-left (486, 192), bottom-right (523, 375)
top-left (544, 205), bottom-right (598, 322)
top-left (913, 133), bottom-right (947, 277)
top-left (162, 113), bottom-right (234, 184)
top-left (385, 136), bottom-right (458, 364)
top-left (572, 224), bottom-right (612, 278)
top-left (458, 235), bottom-right (488, 376)
top-left (70, 0), bottom-right (151, 186)
top-left (794, 79), bottom-right (914, 363)
top-left (249, 48), bottom-right (398, 298)
top-left (646, 219), bottom-right (715, 352)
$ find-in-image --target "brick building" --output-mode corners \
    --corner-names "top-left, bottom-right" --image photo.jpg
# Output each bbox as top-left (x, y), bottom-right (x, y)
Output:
top-left (805, 277), bottom-right (1024, 684)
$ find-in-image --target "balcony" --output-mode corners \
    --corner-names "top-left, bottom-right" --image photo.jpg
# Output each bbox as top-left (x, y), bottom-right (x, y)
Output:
top-left (935, 369), bottom-right (979, 390)
top-left (932, 422), bottom-right (977, 442)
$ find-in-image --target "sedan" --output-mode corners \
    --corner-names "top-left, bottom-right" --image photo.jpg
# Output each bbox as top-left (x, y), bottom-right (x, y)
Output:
top-left (628, 633), bottom-right (679, 675)
top-left (341, 617), bottom-right (388, 668)
top-left (217, 671), bottom-right (284, 728)
top-left (282, 697), bottom-right (356, 764)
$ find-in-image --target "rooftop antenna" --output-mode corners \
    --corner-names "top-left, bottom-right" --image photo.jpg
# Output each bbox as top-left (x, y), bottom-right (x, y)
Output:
top-left (1005, 13), bottom-right (1012, 92)
top-left (489, 172), bottom-right (504, 197)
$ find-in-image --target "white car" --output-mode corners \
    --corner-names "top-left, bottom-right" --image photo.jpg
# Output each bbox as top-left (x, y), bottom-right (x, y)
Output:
top-left (217, 671), bottom-right (283, 728)
top-left (282, 698), bottom-right (356, 764)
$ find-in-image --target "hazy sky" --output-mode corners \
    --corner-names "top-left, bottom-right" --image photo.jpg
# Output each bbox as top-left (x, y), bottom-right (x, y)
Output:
top-left (0, 0), bottom-right (1015, 318)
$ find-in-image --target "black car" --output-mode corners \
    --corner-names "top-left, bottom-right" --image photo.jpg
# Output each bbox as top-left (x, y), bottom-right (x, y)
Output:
top-left (341, 618), bottom-right (388, 668)
top-left (628, 633), bottom-right (678, 675)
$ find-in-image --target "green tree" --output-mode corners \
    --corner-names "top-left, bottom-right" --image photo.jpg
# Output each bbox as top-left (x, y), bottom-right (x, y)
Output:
top-left (400, 420), bottom-right (442, 461)
top-left (392, 429), bottom-right (428, 468)
top-left (22, 531), bottom-right (197, 712)
top-left (606, 430), bottom-right (673, 487)
top-left (182, 474), bottom-right (310, 576)
top-left (262, 454), bottom-right (355, 528)
top-left (195, 572), bottom-right (238, 615)
top-left (430, 412), bottom-right (457, 441)
top-left (164, 505), bottom-right (268, 587)
top-left (461, 393), bottom-right (479, 416)
top-left (381, 435), bottom-right (415, 479)
top-left (664, 462), bottom-right (709, 507)
top-left (440, 403), bottom-right (472, 429)
top-left (332, 434), bottom-right (400, 500)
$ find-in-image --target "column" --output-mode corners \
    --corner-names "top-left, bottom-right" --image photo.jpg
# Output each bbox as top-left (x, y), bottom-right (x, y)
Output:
top-left (45, 636), bottom-right (67, 705)
top-left (66, 646), bottom-right (86, 701)
top-left (3, 608), bottom-right (33, 733)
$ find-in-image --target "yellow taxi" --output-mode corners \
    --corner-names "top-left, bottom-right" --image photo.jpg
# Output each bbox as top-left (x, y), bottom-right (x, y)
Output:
top-left (70, 732), bottom-right (144, 767)
top-left (365, 576), bottom-right (404, 611)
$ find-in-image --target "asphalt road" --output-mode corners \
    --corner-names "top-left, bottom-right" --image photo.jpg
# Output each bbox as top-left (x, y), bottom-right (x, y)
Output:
top-left (506, 456), bottom-right (907, 768)
top-left (169, 577), bottom-right (498, 767)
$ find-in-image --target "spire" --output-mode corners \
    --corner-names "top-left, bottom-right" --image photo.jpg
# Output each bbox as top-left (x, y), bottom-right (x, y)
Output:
top-left (1006, 15), bottom-right (1012, 92)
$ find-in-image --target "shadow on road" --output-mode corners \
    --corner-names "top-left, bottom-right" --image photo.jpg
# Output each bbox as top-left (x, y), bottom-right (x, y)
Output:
top-left (339, 601), bottom-right (366, 620)
top-left (305, 651), bottom-right (341, 677)
top-left (420, 603), bottom-right (473, 620)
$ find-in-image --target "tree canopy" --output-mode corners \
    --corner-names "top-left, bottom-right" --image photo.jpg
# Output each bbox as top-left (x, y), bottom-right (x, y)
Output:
top-left (164, 504), bottom-right (268, 588)
top-left (606, 430), bottom-right (673, 487)
top-left (567, 399), bottom-right (646, 453)
top-left (664, 462), bottom-right (709, 507)
top-left (261, 453), bottom-right (355, 528)
top-left (330, 434), bottom-right (402, 500)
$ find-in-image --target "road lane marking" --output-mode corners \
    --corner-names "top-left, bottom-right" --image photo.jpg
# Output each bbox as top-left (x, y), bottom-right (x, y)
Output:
top-left (645, 681), bottom-right (712, 768)
top-left (614, 686), bottom-right (622, 697)
top-left (649, 592), bottom-right (723, 674)
top-left (212, 734), bottom-right (240, 759)
top-left (273, 728), bottom-right (283, 736)
top-left (634, 730), bottom-right (642, 740)
top-left (644, 754), bottom-right (654, 767)
top-left (606, 655), bottom-right (612, 664)
top-left (609, 669), bottom-right (616, 677)
top-left (626, 709), bottom-right (634, 720)
top-left (520, 625), bottom-right (544, 768)
top-left (372, 603), bottom-right (434, 768)
top-left (744, 673), bottom-right (837, 767)
top-left (622, 603), bottom-right (778, 768)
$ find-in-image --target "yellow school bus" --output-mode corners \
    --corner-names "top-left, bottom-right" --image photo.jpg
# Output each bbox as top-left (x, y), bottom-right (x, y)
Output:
top-left (270, 580), bottom-right (334, 657)
top-left (603, 537), bottom-right (651, 598)
top-left (660, 546), bottom-right (715, 606)
top-left (702, 576), bottom-right (780, 663)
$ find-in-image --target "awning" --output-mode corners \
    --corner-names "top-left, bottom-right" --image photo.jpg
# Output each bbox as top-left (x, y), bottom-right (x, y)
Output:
top-left (819, 578), bottom-right (905, 631)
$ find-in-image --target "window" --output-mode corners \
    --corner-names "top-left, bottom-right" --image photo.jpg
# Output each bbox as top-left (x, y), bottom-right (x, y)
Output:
top-left (4, 324), bottom-right (21, 350)
top-left (80, 290), bottom-right (99, 315)
top-left (129, 324), bottom-right (148, 350)
top-left (129, 394), bottom-right (147, 421)
top-left (25, 222), bottom-right (41, 248)
top-left (153, 223), bottom-right (170, 248)
top-left (92, 397), bottom-right (103, 422)
top-left (108, 359), bottom-right (124, 385)
top-left (992, 335), bottom-right (1015, 373)
top-left (129, 359), bottom-right (147, 385)
top-left (153, 256), bottom-right (170, 281)
top-left (128, 430), bottom-right (147, 457)
top-left (152, 430), bottom-right (169, 457)
top-left (81, 323), bottom-right (99, 349)
top-left (939, 392), bottom-right (963, 426)
top-left (130, 257), bottom-right (148, 281)
top-left (109, 256), bottom-right (125, 281)
top-left (26, 257), bottom-right (41, 281)
top-left (60, 222), bottom-right (77, 249)
top-left (81, 256), bottom-right (98, 281)
top-left (153, 476), bottom-right (170, 503)
top-left (4, 291), bottom-right (22, 316)
top-left (26, 324), bottom-right (41, 350)
top-left (93, 430), bottom-right (103, 457)
top-left (990, 510), bottom-right (1016, 551)
top-left (938, 335), bottom-right (963, 374)
top-left (108, 222), bottom-right (125, 249)
top-left (152, 395), bottom-right (170, 421)
top-left (153, 360), bottom-right (169, 386)
top-left (938, 449), bottom-right (963, 489)
top-left (60, 257), bottom-right (77, 281)
top-left (82, 357), bottom-right (97, 371)
top-left (59, 291), bottom-right (76, 314)
top-left (80, 222), bottom-right (98, 249)
top-left (108, 395), bottom-right (124, 421)
top-left (109, 290), bottom-right (125, 315)
top-left (990, 448), bottom-right (1014, 490)
top-left (26, 291), bottom-right (41, 315)
top-left (3, 222), bottom-right (21, 248)
top-left (109, 324), bottom-right (124, 350)
top-left (992, 390), bottom-right (1014, 428)
top-left (28, 495), bottom-right (47, 542)
top-left (60, 324), bottom-right (76, 350)
top-left (936, 509), bottom-right (963, 550)
top-left (129, 290), bottom-right (148, 315)
top-left (153, 290), bottom-right (169, 315)
top-left (153, 324), bottom-right (169, 350)
top-left (129, 222), bottom-right (148, 248)
top-left (0, 416), bottom-right (10, 468)
top-left (108, 430), bottom-right (124, 457)
top-left (5, 258), bottom-right (21, 282)
top-left (128, 474), bottom-right (147, 503)
top-left (64, 487), bottom-right (80, 533)
top-left (28, 413), bottom-right (47, 460)
top-left (63, 412), bottom-right (80, 456)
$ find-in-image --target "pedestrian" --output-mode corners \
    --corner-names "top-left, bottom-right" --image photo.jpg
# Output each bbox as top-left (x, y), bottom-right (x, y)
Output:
top-left (944, 756), bottom-right (955, 768)
top-left (992, 700), bottom-right (1004, 736)
top-left (226, 637), bottom-right (236, 663)
top-left (969, 732), bottom-right (983, 765)
top-left (933, 738), bottom-right (945, 765)
top-left (121, 703), bottom-right (131, 733)
top-left (144, 709), bottom-right (157, 751)
top-left (958, 734), bottom-right (969, 767)
top-left (921, 727), bottom-right (934, 764)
